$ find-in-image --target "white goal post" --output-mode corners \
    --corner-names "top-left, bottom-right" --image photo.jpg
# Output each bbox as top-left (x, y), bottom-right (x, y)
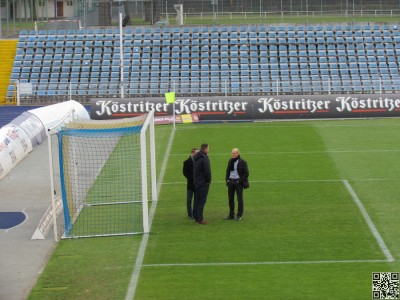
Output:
top-left (141, 110), bottom-right (157, 233)
top-left (57, 110), bottom-right (156, 238)
top-left (30, 108), bottom-right (82, 241)
top-left (174, 4), bottom-right (184, 25)
top-left (34, 19), bottom-right (82, 31)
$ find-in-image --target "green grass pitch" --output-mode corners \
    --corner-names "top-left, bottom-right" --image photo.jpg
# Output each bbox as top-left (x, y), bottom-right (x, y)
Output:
top-left (29, 119), bottom-right (400, 299)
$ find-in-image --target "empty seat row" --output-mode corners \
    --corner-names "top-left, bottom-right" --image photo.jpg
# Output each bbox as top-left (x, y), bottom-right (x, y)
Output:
top-left (12, 24), bottom-right (400, 99)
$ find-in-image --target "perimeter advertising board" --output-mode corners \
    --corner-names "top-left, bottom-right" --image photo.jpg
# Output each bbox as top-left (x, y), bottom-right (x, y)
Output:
top-left (90, 94), bottom-right (400, 121)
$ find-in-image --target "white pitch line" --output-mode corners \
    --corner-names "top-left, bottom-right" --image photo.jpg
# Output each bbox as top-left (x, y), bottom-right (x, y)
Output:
top-left (125, 126), bottom-right (176, 300)
top-left (342, 180), bottom-right (395, 262)
top-left (142, 259), bottom-right (388, 268)
top-left (170, 149), bottom-right (400, 156)
top-left (161, 178), bottom-right (394, 185)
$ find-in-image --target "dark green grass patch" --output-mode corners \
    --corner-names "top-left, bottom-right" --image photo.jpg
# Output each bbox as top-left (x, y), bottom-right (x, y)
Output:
top-left (173, 15), bottom-right (400, 26)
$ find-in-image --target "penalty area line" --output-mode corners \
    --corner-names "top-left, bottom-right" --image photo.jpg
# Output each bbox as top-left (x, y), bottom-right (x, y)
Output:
top-left (125, 126), bottom-right (176, 300)
top-left (142, 259), bottom-right (389, 268)
top-left (342, 180), bottom-right (394, 262)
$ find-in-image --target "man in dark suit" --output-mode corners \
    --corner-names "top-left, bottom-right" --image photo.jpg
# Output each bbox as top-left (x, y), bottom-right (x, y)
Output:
top-left (225, 148), bottom-right (249, 221)
top-left (193, 144), bottom-right (211, 225)
top-left (183, 148), bottom-right (198, 219)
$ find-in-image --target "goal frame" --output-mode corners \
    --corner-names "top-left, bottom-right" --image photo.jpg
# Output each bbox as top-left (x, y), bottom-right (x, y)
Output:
top-left (140, 110), bottom-right (157, 233)
top-left (57, 110), bottom-right (156, 238)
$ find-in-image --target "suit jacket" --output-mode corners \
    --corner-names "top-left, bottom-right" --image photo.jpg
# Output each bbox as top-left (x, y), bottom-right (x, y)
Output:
top-left (225, 158), bottom-right (249, 185)
top-left (183, 156), bottom-right (195, 190)
top-left (193, 151), bottom-right (211, 189)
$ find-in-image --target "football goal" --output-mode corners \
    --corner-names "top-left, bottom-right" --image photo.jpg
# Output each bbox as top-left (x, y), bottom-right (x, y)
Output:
top-left (58, 111), bottom-right (156, 238)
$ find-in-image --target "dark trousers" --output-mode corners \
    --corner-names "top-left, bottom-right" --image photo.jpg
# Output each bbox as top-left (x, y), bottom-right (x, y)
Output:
top-left (186, 189), bottom-right (195, 217)
top-left (194, 185), bottom-right (209, 222)
top-left (228, 181), bottom-right (244, 217)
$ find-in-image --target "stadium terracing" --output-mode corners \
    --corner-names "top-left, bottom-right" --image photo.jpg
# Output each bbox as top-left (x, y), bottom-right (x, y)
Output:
top-left (7, 24), bottom-right (400, 103)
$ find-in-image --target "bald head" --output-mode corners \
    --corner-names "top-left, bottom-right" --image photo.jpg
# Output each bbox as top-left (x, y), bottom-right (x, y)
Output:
top-left (231, 148), bottom-right (240, 158)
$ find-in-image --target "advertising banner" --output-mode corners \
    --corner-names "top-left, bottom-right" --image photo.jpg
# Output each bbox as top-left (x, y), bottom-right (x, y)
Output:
top-left (10, 112), bottom-right (46, 147)
top-left (0, 100), bottom-right (90, 181)
top-left (90, 94), bottom-right (400, 121)
top-left (0, 125), bottom-right (33, 181)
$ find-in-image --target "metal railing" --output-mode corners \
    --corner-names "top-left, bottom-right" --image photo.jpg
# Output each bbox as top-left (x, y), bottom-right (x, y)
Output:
top-left (2, 7), bottom-right (400, 38)
top-left (15, 77), bottom-right (398, 104)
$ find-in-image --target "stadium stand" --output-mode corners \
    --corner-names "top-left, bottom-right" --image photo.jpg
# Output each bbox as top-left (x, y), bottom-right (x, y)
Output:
top-left (8, 24), bottom-right (400, 102)
top-left (0, 40), bottom-right (18, 104)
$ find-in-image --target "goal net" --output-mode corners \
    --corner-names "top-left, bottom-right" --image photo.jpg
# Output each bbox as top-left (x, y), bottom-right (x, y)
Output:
top-left (58, 111), bottom-right (156, 238)
top-left (35, 19), bottom-right (81, 32)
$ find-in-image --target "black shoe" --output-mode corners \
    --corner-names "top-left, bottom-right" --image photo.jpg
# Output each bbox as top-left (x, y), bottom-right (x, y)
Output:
top-left (236, 216), bottom-right (241, 221)
top-left (188, 215), bottom-right (194, 219)
top-left (224, 216), bottom-right (234, 220)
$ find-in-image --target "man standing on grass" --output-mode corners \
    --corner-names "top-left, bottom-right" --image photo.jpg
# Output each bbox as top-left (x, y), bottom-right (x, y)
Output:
top-left (193, 144), bottom-right (211, 225)
top-left (224, 148), bottom-right (249, 221)
top-left (183, 147), bottom-right (198, 219)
